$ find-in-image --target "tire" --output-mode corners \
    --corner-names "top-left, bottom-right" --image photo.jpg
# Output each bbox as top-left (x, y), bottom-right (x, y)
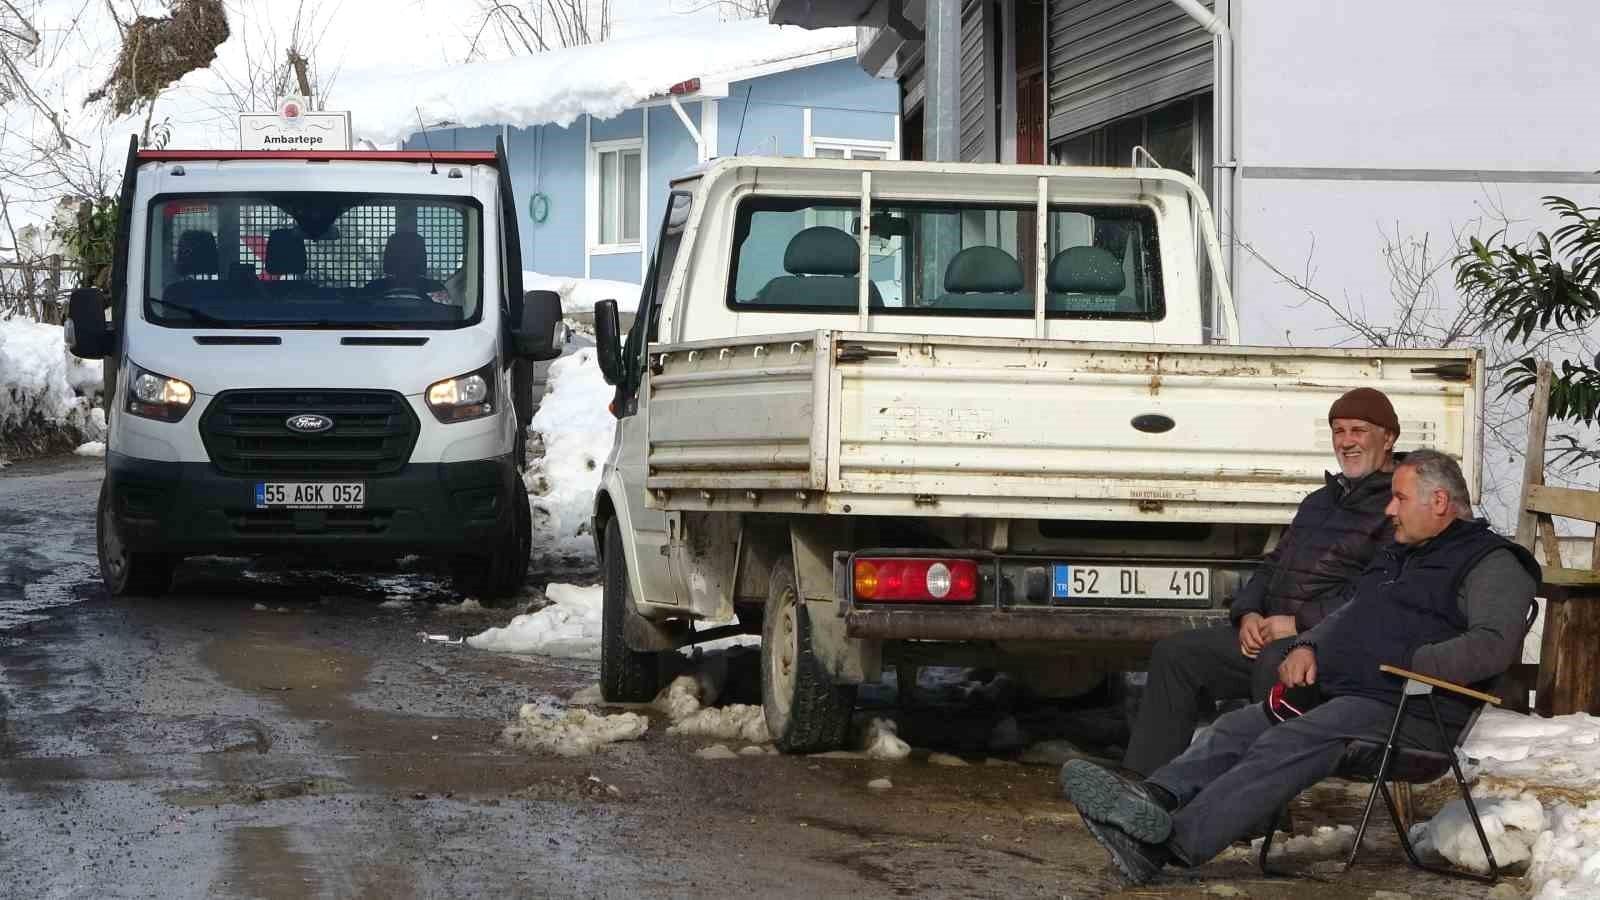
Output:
top-left (762, 556), bottom-right (856, 753)
top-left (96, 481), bottom-right (177, 597)
top-left (600, 518), bottom-right (661, 702)
top-left (455, 476), bottom-right (532, 603)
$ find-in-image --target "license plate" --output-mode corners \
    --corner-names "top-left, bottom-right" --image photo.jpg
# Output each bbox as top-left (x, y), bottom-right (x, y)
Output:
top-left (254, 482), bottom-right (365, 509)
top-left (1051, 564), bottom-right (1209, 601)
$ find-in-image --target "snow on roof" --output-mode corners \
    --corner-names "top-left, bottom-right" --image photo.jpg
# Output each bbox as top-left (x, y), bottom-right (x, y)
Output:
top-left (336, 18), bottom-right (857, 145)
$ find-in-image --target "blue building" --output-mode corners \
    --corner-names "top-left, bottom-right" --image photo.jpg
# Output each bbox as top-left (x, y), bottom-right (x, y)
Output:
top-left (403, 32), bottom-right (901, 284)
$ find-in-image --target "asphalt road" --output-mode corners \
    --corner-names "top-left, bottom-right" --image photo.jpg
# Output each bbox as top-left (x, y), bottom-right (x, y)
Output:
top-left (0, 455), bottom-right (1505, 899)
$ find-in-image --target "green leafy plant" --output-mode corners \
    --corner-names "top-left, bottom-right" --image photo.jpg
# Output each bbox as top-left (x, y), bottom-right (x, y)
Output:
top-left (1456, 195), bottom-right (1600, 426)
top-left (52, 195), bottom-right (119, 290)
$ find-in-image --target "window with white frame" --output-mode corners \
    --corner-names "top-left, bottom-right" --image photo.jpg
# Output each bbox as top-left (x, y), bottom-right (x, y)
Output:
top-left (591, 140), bottom-right (642, 248)
top-left (808, 137), bottom-right (897, 161)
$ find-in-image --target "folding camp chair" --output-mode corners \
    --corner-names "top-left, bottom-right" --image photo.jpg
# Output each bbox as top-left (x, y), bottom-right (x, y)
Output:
top-left (1259, 602), bottom-right (1538, 883)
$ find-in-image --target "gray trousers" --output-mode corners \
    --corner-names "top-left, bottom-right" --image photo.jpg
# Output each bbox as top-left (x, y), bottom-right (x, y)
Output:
top-left (1145, 694), bottom-right (1458, 865)
top-left (1122, 624), bottom-right (1294, 776)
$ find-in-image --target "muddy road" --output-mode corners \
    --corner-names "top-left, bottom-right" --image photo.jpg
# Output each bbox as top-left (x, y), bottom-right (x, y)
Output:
top-left (1, 456), bottom-right (1508, 898)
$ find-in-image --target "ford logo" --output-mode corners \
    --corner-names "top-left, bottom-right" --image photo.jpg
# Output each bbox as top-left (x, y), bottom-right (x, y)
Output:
top-left (285, 414), bottom-right (333, 434)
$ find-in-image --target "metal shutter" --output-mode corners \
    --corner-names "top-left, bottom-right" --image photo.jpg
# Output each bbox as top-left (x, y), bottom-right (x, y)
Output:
top-left (1047, 0), bottom-right (1213, 141)
top-left (958, 0), bottom-right (995, 162)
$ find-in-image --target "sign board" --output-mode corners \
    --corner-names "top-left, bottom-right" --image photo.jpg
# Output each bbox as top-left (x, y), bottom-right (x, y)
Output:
top-left (239, 97), bottom-right (352, 151)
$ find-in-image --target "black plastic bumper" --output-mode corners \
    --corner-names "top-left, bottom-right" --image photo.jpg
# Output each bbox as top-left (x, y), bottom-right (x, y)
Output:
top-left (105, 450), bottom-right (519, 556)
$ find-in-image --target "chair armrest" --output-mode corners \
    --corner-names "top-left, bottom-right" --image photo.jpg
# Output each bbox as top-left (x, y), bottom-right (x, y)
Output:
top-left (1379, 664), bottom-right (1502, 705)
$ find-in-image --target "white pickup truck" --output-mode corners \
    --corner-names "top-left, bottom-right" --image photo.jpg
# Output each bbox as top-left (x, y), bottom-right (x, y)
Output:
top-left (589, 157), bottom-right (1483, 753)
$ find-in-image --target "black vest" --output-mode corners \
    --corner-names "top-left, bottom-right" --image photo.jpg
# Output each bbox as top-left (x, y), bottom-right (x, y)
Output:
top-left (1237, 469), bottom-right (1394, 624)
top-left (1315, 519), bottom-right (1540, 709)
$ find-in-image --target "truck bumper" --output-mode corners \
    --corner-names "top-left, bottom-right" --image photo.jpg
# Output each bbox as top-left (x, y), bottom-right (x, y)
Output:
top-left (845, 606), bottom-right (1231, 643)
top-left (105, 450), bottom-right (520, 557)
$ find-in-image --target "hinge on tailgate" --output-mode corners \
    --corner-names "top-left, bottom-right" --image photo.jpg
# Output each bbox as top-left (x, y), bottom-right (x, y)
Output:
top-left (836, 344), bottom-right (898, 364)
top-left (1410, 362), bottom-right (1471, 381)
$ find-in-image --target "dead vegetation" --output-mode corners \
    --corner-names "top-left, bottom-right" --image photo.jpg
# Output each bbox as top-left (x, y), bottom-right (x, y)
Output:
top-left (86, 0), bottom-right (230, 117)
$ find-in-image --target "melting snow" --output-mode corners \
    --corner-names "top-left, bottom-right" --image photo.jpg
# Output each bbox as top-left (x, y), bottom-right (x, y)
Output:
top-left (467, 584), bottom-right (602, 658)
top-left (501, 701), bottom-right (649, 756)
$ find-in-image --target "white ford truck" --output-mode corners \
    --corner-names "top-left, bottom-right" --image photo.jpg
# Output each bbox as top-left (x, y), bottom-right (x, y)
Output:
top-left (65, 139), bottom-right (564, 599)
top-left (588, 157), bottom-right (1483, 752)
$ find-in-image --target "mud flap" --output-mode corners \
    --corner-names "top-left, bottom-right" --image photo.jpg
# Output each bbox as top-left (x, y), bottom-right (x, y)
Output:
top-left (789, 517), bottom-right (880, 685)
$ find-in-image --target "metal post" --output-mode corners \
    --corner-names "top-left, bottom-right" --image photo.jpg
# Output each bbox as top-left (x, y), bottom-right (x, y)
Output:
top-left (924, 0), bottom-right (961, 163)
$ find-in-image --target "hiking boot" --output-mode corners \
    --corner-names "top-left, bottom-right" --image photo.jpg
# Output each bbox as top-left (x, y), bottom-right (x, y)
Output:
top-left (1079, 815), bottom-right (1170, 885)
top-left (1060, 759), bottom-right (1174, 844)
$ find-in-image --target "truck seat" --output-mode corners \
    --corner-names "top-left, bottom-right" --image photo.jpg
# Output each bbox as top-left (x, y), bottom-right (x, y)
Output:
top-left (163, 229), bottom-right (221, 306)
top-left (936, 245), bottom-right (1031, 309)
top-left (1045, 245), bottom-right (1141, 314)
top-left (262, 228), bottom-right (318, 298)
top-left (367, 231), bottom-right (448, 299)
top-left (754, 226), bottom-right (882, 309)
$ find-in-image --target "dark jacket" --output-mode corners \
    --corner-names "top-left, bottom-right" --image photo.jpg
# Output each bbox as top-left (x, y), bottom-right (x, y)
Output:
top-left (1229, 468), bottom-right (1395, 631)
top-left (1309, 519), bottom-right (1540, 719)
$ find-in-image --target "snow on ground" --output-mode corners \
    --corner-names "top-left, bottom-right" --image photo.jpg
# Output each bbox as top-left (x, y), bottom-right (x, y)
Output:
top-left (524, 350), bottom-right (614, 562)
top-left (525, 272), bottom-right (640, 316)
top-left (339, 19), bottom-right (853, 145)
top-left (466, 584), bottom-right (602, 659)
top-left (500, 700), bottom-right (649, 757)
top-left (1408, 709), bottom-right (1600, 896)
top-left (0, 319), bottom-right (104, 440)
top-left (655, 667), bottom-right (770, 744)
top-left (74, 441), bottom-right (105, 457)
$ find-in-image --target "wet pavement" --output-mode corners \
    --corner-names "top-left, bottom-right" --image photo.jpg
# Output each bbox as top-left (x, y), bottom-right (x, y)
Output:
top-left (1, 455), bottom-right (1516, 898)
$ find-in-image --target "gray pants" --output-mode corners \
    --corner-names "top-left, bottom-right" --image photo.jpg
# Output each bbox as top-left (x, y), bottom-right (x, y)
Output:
top-left (1122, 624), bottom-right (1294, 776)
top-left (1145, 695), bottom-right (1458, 865)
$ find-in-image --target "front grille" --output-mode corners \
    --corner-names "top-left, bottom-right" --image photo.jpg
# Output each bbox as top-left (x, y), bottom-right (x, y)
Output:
top-left (228, 508), bottom-right (394, 535)
top-left (200, 389), bottom-right (419, 476)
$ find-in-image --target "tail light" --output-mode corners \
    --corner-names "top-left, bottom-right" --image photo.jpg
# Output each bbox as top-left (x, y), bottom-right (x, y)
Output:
top-left (853, 557), bottom-right (979, 603)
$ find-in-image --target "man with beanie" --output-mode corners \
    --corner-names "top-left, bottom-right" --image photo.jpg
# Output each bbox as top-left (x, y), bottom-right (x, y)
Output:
top-left (1122, 387), bottom-right (1402, 776)
top-left (1063, 450), bottom-right (1540, 885)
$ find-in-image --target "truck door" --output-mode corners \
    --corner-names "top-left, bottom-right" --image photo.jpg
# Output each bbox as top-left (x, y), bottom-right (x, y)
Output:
top-left (615, 191), bottom-right (693, 608)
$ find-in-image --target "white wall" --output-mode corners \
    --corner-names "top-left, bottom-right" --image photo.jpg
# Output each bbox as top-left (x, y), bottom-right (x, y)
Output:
top-left (1229, 0), bottom-right (1600, 526)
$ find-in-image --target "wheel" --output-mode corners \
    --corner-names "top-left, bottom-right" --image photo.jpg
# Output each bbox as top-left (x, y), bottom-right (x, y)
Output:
top-left (454, 476), bottom-right (531, 603)
top-left (600, 518), bottom-right (661, 702)
top-left (96, 481), bottom-right (176, 596)
top-left (762, 556), bottom-right (856, 753)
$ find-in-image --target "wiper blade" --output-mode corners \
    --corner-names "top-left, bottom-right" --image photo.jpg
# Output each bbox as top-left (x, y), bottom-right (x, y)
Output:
top-left (237, 320), bottom-right (409, 330)
top-left (148, 297), bottom-right (227, 324)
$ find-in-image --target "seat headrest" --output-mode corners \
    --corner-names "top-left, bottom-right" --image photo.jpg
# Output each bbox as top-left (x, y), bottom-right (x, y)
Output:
top-left (265, 228), bottom-right (307, 276)
top-left (384, 231), bottom-right (427, 280)
top-left (176, 229), bottom-right (218, 277)
top-left (944, 246), bottom-right (1023, 294)
top-left (783, 226), bottom-right (859, 276)
top-left (1048, 246), bottom-right (1125, 294)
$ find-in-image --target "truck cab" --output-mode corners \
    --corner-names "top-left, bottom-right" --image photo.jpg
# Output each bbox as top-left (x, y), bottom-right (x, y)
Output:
top-left (66, 139), bottom-right (564, 599)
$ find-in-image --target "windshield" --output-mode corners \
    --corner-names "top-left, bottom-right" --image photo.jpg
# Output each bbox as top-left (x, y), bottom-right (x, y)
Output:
top-left (727, 197), bottom-right (1163, 319)
top-left (144, 193), bottom-right (482, 329)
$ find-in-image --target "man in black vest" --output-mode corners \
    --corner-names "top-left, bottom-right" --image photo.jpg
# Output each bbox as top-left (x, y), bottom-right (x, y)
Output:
top-left (1063, 449), bottom-right (1540, 885)
top-left (1122, 387), bottom-right (1401, 776)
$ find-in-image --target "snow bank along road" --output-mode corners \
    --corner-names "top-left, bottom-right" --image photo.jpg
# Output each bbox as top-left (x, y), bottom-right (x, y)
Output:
top-left (1, 457), bottom-right (1501, 898)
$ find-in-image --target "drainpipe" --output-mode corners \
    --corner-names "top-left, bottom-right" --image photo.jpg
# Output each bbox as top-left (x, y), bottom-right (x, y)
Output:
top-left (1168, 0), bottom-right (1235, 338)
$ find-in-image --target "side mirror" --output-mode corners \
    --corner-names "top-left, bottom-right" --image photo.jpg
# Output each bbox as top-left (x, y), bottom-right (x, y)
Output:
top-left (65, 287), bottom-right (113, 359)
top-left (595, 299), bottom-right (624, 386)
top-left (513, 289), bottom-right (564, 361)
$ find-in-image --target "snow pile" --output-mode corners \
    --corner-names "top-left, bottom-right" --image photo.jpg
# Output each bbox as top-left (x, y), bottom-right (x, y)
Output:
top-left (859, 717), bottom-right (912, 761)
top-left (655, 663), bottom-right (771, 745)
top-left (467, 583), bottom-right (603, 658)
top-left (525, 272), bottom-right (640, 315)
top-left (0, 320), bottom-right (104, 442)
top-left (525, 350), bottom-right (615, 562)
top-left (1407, 709), bottom-right (1600, 893)
top-left (1410, 794), bottom-right (1545, 873)
top-left (500, 701), bottom-right (648, 756)
top-left (339, 19), bottom-right (853, 145)
top-left (74, 441), bottom-right (105, 457)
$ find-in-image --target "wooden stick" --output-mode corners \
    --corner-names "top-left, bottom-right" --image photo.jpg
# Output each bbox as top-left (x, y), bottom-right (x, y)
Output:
top-left (1379, 664), bottom-right (1503, 705)
top-left (1516, 362), bottom-right (1554, 551)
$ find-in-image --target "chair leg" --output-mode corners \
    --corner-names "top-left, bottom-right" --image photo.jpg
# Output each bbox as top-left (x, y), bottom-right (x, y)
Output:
top-left (1258, 807), bottom-right (1288, 876)
top-left (1430, 694), bottom-right (1501, 882)
top-left (1345, 694), bottom-right (1409, 871)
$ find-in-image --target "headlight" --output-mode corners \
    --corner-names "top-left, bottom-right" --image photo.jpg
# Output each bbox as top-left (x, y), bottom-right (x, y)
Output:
top-left (126, 363), bottom-right (195, 422)
top-left (426, 362), bottom-right (496, 423)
